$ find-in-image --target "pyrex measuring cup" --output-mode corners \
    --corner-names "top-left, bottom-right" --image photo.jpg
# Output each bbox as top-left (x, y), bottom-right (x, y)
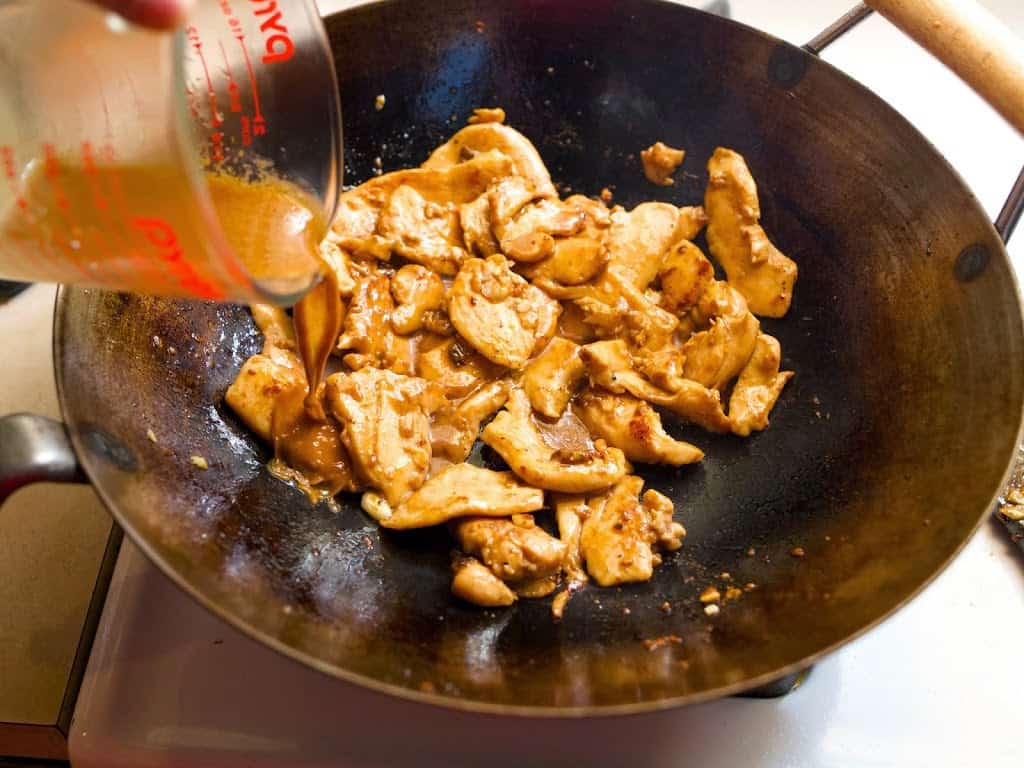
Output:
top-left (0, 0), bottom-right (341, 304)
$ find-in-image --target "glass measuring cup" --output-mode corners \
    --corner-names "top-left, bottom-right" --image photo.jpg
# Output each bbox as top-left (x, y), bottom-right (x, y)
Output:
top-left (0, 0), bottom-right (341, 304)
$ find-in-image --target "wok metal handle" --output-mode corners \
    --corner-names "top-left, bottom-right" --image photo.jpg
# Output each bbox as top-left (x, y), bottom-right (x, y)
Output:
top-left (0, 413), bottom-right (86, 504)
top-left (863, 0), bottom-right (1024, 136)
top-left (806, 3), bottom-right (1024, 242)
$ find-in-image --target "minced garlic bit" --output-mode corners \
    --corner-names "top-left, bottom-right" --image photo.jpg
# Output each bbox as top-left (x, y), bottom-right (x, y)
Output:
top-left (1007, 488), bottom-right (1024, 505)
top-left (374, 94), bottom-right (386, 111)
top-left (189, 455), bottom-right (209, 470)
top-left (790, 546), bottom-right (806, 558)
top-left (146, 429), bottom-right (157, 443)
top-left (724, 586), bottom-right (743, 601)
top-left (699, 585), bottom-right (721, 604)
top-left (704, 603), bottom-right (720, 617)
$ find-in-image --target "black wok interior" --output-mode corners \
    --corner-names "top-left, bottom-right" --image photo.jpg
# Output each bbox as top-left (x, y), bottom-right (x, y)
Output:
top-left (54, 0), bottom-right (1023, 712)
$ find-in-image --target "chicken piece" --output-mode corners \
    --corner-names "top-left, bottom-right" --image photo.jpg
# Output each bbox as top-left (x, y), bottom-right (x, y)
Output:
top-left (459, 194), bottom-right (500, 257)
top-left (488, 177), bottom-right (540, 227)
top-left (360, 462), bottom-right (543, 529)
top-left (448, 254), bottom-right (561, 369)
top-left (377, 185), bottom-right (466, 276)
top-left (556, 300), bottom-right (597, 345)
top-left (519, 236), bottom-right (607, 287)
top-left (432, 380), bottom-right (510, 462)
top-left (658, 239), bottom-right (715, 316)
top-left (467, 107), bottom-right (506, 125)
top-left (454, 514), bottom-right (568, 583)
top-left (416, 336), bottom-right (504, 399)
top-left (318, 240), bottom-right (359, 297)
top-left (580, 340), bottom-right (731, 434)
top-left (390, 265), bottom-right (446, 334)
top-left (705, 147), bottom-right (798, 317)
top-left (336, 274), bottom-right (412, 373)
top-left (481, 389), bottom-right (628, 492)
top-left (729, 334), bottom-right (794, 437)
top-left (422, 123), bottom-right (557, 198)
top-left (554, 495), bottom-right (588, 584)
top-left (497, 199), bottom-right (586, 255)
top-left (677, 205), bottom-right (708, 241)
top-left (522, 338), bottom-right (585, 419)
top-left (605, 202), bottom-right (681, 289)
top-left (565, 194), bottom-right (613, 240)
top-left (452, 555), bottom-right (517, 607)
top-left (226, 352), bottom-right (303, 443)
top-left (250, 304), bottom-right (296, 351)
top-left (575, 389), bottom-right (704, 465)
top-left (641, 141), bottom-right (685, 186)
top-left (330, 149), bottom-right (515, 242)
top-left (580, 476), bottom-right (685, 587)
top-left (681, 285), bottom-right (760, 392)
top-left (566, 268), bottom-right (678, 351)
top-left (325, 368), bottom-right (445, 505)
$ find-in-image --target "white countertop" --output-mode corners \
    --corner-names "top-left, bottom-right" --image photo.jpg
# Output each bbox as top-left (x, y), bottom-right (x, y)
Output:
top-left (0, 0), bottom-right (1014, 766)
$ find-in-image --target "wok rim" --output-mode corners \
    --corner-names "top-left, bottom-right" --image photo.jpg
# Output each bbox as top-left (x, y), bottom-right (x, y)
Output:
top-left (51, 0), bottom-right (1024, 716)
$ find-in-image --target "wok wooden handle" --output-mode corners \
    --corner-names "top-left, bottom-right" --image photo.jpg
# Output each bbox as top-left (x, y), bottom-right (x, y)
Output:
top-left (865, 0), bottom-right (1024, 135)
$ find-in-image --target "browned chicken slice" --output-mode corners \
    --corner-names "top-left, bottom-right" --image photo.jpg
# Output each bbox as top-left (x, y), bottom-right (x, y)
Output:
top-left (336, 273), bottom-right (412, 373)
top-left (416, 336), bottom-right (504, 399)
top-left (522, 338), bottom-right (585, 419)
top-left (452, 555), bottom-right (517, 607)
top-left (448, 254), bottom-right (561, 369)
top-left (467, 107), bottom-right (506, 125)
top-left (481, 389), bottom-right (628, 493)
top-left (641, 141), bottom-right (685, 186)
top-left (454, 514), bottom-right (567, 583)
top-left (729, 334), bottom-right (794, 437)
top-left (487, 176), bottom-right (540, 227)
top-left (460, 194), bottom-right (500, 257)
top-left (497, 199), bottom-right (586, 257)
top-left (575, 389), bottom-right (704, 465)
top-left (580, 340), bottom-right (731, 434)
top-left (225, 351), bottom-right (303, 443)
top-left (331, 149), bottom-right (516, 242)
top-left (681, 282), bottom-right (760, 392)
top-left (658, 239), bottom-right (715, 316)
top-left (580, 476), bottom-right (685, 587)
top-left (317, 240), bottom-right (359, 297)
top-left (378, 185), bottom-right (466, 275)
top-left (705, 147), bottom-right (798, 317)
top-left (605, 202), bottom-right (681, 289)
top-left (390, 265), bottom-right (446, 334)
top-left (519, 236), bottom-right (607, 287)
top-left (554, 495), bottom-right (588, 585)
top-left (325, 368), bottom-right (445, 505)
top-left (677, 205), bottom-right (708, 241)
top-left (250, 303), bottom-right (296, 350)
top-left (432, 380), bottom-right (510, 462)
top-left (360, 462), bottom-right (543, 529)
top-left (422, 123), bottom-right (557, 198)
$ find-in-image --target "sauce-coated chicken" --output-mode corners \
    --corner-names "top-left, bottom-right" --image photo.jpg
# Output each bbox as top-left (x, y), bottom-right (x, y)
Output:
top-left (226, 114), bottom-right (797, 612)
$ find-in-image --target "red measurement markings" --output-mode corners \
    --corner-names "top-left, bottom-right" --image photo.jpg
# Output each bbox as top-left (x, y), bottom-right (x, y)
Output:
top-left (219, 40), bottom-right (243, 114)
top-left (132, 217), bottom-right (226, 300)
top-left (78, 140), bottom-right (133, 286)
top-left (99, 144), bottom-right (161, 291)
top-left (186, 26), bottom-right (222, 127)
top-left (234, 22), bottom-right (267, 138)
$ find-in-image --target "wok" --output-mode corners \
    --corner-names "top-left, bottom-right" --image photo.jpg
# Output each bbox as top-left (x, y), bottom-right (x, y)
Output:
top-left (2, 0), bottom-right (1023, 714)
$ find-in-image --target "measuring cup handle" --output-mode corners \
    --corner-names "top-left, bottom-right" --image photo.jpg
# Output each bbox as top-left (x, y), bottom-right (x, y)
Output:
top-left (0, 413), bottom-right (85, 505)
